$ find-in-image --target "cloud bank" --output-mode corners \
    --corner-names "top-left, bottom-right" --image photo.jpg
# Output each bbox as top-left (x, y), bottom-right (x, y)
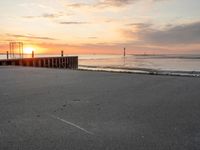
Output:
top-left (123, 21), bottom-right (200, 45)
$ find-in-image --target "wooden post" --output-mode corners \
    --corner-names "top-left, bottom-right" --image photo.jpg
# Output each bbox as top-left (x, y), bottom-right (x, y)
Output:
top-left (6, 51), bottom-right (9, 59)
top-left (65, 57), bottom-right (67, 68)
top-left (33, 59), bottom-right (36, 67)
top-left (32, 51), bottom-right (34, 58)
top-left (48, 59), bottom-right (50, 67)
top-left (69, 57), bottom-right (71, 68)
top-left (59, 58), bottom-right (61, 68)
top-left (50, 59), bottom-right (53, 67)
top-left (38, 60), bottom-right (41, 67)
top-left (52, 58), bottom-right (54, 67)
top-left (55, 58), bottom-right (57, 68)
top-left (19, 60), bottom-right (22, 66)
top-left (61, 50), bottom-right (64, 57)
top-left (76, 57), bottom-right (78, 69)
top-left (43, 59), bottom-right (46, 67)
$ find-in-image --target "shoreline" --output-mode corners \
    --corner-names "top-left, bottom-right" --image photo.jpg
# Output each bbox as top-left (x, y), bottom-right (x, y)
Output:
top-left (1, 65), bottom-right (200, 78)
top-left (79, 65), bottom-right (200, 78)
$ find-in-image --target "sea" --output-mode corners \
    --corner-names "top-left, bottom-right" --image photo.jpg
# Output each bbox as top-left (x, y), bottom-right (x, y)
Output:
top-left (1, 54), bottom-right (200, 77)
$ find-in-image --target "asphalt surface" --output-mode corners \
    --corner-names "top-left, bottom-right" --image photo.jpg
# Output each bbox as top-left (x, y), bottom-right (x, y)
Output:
top-left (0, 66), bottom-right (200, 150)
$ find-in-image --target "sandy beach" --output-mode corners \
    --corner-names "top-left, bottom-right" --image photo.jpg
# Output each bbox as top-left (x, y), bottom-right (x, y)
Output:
top-left (0, 66), bottom-right (200, 150)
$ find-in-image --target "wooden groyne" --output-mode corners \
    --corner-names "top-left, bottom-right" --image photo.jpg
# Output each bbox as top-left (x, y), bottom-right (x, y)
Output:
top-left (0, 56), bottom-right (78, 69)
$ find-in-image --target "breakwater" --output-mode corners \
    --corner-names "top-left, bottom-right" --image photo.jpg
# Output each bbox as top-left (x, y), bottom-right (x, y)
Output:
top-left (0, 56), bottom-right (78, 69)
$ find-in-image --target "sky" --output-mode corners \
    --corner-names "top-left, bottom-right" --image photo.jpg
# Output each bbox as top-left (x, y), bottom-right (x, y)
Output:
top-left (0, 0), bottom-right (200, 54)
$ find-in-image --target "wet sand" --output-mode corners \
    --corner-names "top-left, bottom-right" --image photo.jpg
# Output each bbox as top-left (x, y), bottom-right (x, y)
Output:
top-left (0, 66), bottom-right (200, 150)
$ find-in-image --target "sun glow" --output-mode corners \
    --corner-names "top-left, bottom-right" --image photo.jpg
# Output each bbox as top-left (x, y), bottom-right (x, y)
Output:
top-left (24, 47), bottom-right (35, 54)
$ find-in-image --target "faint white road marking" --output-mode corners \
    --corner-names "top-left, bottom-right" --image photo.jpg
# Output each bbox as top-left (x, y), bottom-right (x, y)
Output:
top-left (49, 114), bottom-right (94, 135)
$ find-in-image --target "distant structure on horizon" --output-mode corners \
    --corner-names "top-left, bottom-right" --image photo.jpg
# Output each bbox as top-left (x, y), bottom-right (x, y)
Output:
top-left (124, 48), bottom-right (126, 57)
top-left (9, 42), bottom-right (24, 59)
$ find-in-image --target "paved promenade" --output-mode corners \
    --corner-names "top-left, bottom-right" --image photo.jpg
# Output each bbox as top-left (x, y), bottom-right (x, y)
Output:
top-left (0, 67), bottom-right (200, 150)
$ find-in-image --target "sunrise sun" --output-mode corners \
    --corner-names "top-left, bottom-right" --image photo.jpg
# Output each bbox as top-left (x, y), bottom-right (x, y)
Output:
top-left (24, 47), bottom-right (35, 54)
